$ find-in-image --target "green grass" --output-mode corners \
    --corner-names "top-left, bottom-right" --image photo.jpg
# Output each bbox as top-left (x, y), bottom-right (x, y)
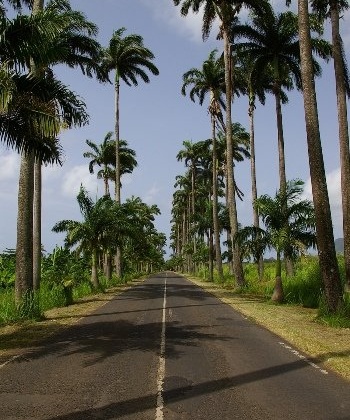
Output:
top-left (0, 270), bottom-right (142, 325)
top-left (193, 256), bottom-right (350, 325)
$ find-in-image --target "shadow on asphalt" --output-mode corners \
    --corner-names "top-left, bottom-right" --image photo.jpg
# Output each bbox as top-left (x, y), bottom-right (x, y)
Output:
top-left (0, 275), bottom-right (208, 355)
top-left (40, 357), bottom-right (350, 420)
top-left (9, 318), bottom-right (232, 367)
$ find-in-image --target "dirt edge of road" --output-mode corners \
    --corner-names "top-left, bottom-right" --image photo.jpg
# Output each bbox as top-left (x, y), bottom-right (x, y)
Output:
top-left (186, 275), bottom-right (350, 382)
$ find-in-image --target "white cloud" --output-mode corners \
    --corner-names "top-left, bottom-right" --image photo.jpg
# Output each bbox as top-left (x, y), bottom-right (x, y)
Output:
top-left (61, 165), bottom-right (99, 198)
top-left (0, 152), bottom-right (19, 181)
top-left (143, 0), bottom-right (218, 43)
top-left (303, 167), bottom-right (343, 237)
top-left (143, 184), bottom-right (161, 204)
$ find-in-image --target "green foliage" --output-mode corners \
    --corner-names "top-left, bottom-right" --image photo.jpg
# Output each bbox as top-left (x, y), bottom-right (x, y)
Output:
top-left (0, 250), bottom-right (16, 288)
top-left (317, 292), bottom-right (350, 328)
top-left (41, 246), bottom-right (90, 286)
top-left (283, 257), bottom-right (322, 307)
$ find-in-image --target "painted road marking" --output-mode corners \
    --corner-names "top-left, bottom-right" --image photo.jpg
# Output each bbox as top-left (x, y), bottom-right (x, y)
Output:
top-left (278, 342), bottom-right (328, 375)
top-left (156, 275), bottom-right (167, 420)
top-left (0, 354), bottom-right (21, 369)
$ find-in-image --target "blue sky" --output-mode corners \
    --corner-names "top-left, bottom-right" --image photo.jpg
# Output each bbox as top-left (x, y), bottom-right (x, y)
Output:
top-left (0, 0), bottom-right (349, 255)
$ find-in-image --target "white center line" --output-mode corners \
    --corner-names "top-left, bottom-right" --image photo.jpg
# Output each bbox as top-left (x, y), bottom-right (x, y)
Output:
top-left (155, 275), bottom-right (167, 420)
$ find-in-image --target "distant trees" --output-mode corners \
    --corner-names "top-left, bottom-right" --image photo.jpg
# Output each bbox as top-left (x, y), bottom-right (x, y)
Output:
top-left (53, 187), bottom-right (165, 289)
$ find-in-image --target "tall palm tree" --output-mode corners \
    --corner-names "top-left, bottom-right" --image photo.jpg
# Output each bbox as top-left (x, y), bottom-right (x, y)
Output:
top-left (234, 52), bottom-right (271, 279)
top-left (255, 179), bottom-right (317, 302)
top-left (181, 49), bottom-right (226, 280)
top-left (102, 27), bottom-right (159, 277)
top-left (291, 0), bottom-right (343, 312)
top-left (217, 122), bottom-right (250, 272)
top-left (32, 0), bottom-right (105, 292)
top-left (102, 27), bottom-right (159, 204)
top-left (310, 0), bottom-right (350, 291)
top-left (0, 0), bottom-right (87, 302)
top-left (231, 6), bottom-right (332, 277)
top-left (173, 0), bottom-right (270, 287)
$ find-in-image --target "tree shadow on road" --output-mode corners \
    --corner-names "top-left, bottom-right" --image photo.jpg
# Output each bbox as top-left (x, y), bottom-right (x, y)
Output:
top-left (6, 317), bottom-right (233, 367)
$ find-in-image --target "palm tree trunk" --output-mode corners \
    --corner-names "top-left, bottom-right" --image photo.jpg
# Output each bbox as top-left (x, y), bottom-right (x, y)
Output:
top-left (275, 89), bottom-right (294, 276)
top-left (249, 94), bottom-right (264, 280)
top-left (297, 0), bottom-right (342, 312)
top-left (91, 249), bottom-right (99, 289)
top-left (207, 230), bottom-right (214, 282)
top-left (15, 154), bottom-right (34, 302)
top-left (272, 250), bottom-right (284, 303)
top-left (223, 29), bottom-right (245, 287)
top-left (211, 113), bottom-right (224, 281)
top-left (330, 0), bottom-right (350, 292)
top-left (191, 164), bottom-right (197, 274)
top-left (114, 76), bottom-right (122, 277)
top-left (275, 89), bottom-right (287, 194)
top-left (32, 0), bottom-right (45, 292)
top-left (33, 160), bottom-right (41, 290)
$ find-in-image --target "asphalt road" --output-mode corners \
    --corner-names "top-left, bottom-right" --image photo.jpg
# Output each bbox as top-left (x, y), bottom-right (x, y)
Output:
top-left (0, 272), bottom-right (349, 420)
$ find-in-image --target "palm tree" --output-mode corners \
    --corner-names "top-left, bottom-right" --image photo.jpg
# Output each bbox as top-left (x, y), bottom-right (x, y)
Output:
top-left (102, 27), bottom-right (159, 277)
top-left (181, 49), bottom-right (226, 280)
top-left (291, 0), bottom-right (343, 312)
top-left (255, 179), bottom-right (317, 302)
top-left (231, 6), bottom-right (332, 277)
top-left (234, 52), bottom-right (271, 279)
top-left (0, 3), bottom-right (90, 302)
top-left (32, 0), bottom-right (105, 292)
top-left (173, 0), bottom-right (270, 287)
top-left (310, 0), bottom-right (350, 291)
top-left (102, 27), bottom-right (159, 204)
top-left (52, 187), bottom-right (116, 289)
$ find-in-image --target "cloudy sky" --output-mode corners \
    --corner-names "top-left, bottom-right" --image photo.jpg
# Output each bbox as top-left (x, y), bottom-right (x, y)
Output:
top-left (0, 0), bottom-right (349, 255)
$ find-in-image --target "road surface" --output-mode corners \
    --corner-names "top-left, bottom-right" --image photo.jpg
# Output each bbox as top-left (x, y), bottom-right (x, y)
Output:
top-left (1, 272), bottom-right (349, 419)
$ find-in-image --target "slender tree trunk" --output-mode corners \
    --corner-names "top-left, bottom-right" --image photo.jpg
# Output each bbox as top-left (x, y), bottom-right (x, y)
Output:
top-left (32, 0), bottom-right (45, 293)
top-left (16, 0), bottom-right (44, 303)
top-left (223, 29), bottom-right (245, 287)
top-left (275, 88), bottom-right (294, 276)
top-left (272, 250), bottom-right (284, 303)
top-left (114, 77), bottom-right (122, 277)
top-left (211, 112), bottom-right (224, 281)
top-left (182, 210), bottom-right (188, 272)
top-left (91, 249), bottom-right (99, 289)
top-left (15, 154), bottom-right (34, 302)
top-left (249, 94), bottom-right (264, 280)
top-left (275, 89), bottom-right (287, 194)
top-left (298, 0), bottom-right (342, 312)
top-left (207, 231), bottom-right (213, 282)
top-left (191, 163), bottom-right (197, 273)
top-left (33, 160), bottom-right (41, 290)
top-left (330, 0), bottom-right (350, 292)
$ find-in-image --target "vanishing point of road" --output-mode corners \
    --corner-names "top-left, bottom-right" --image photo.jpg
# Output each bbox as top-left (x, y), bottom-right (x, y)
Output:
top-left (1, 272), bottom-right (349, 419)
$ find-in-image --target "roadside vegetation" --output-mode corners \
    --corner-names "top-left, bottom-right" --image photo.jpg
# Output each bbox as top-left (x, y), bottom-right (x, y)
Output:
top-left (0, 246), bottom-right (149, 325)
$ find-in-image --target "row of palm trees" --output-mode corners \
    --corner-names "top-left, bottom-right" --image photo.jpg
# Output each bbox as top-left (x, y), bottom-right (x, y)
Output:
top-left (53, 187), bottom-right (166, 289)
top-left (0, 0), bottom-right (160, 305)
top-left (171, 0), bottom-right (349, 313)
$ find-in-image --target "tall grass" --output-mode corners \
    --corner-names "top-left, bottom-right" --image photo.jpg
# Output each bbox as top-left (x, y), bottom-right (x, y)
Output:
top-left (195, 256), bottom-right (350, 312)
top-left (0, 270), bottom-right (140, 325)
